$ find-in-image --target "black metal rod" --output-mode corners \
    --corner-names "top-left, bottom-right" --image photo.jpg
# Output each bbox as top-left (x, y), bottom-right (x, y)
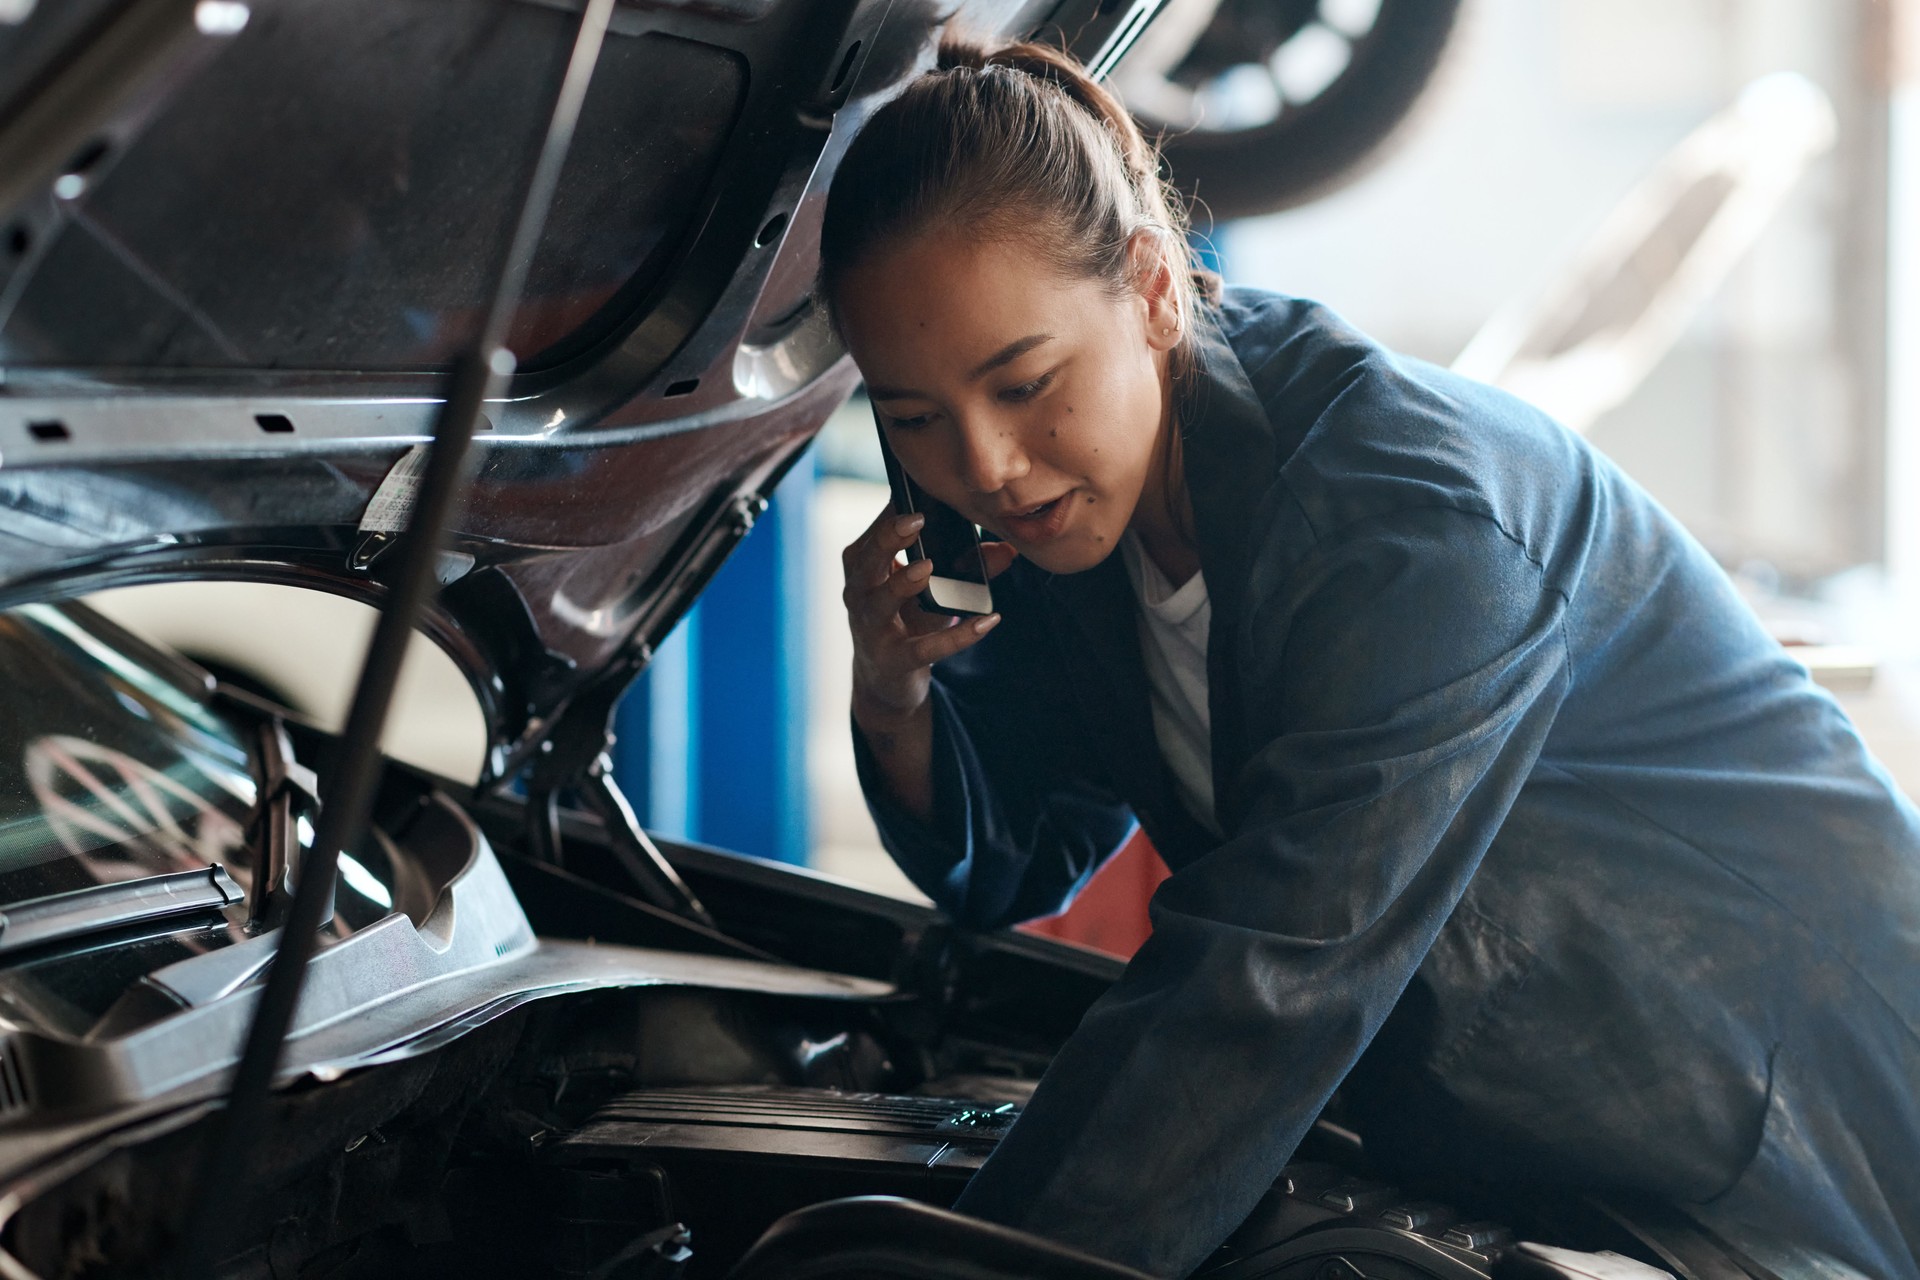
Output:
top-left (0, 0), bottom-right (209, 215)
top-left (173, 1), bottom-right (615, 1273)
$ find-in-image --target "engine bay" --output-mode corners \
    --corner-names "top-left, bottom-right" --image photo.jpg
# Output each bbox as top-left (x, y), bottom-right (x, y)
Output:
top-left (0, 964), bottom-right (1706, 1280)
top-left (0, 985), bottom-right (1495, 1279)
top-left (0, 724), bottom-right (1721, 1280)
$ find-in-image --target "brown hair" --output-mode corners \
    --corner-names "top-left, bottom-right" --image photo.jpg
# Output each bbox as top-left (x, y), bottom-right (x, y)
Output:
top-left (818, 30), bottom-right (1222, 386)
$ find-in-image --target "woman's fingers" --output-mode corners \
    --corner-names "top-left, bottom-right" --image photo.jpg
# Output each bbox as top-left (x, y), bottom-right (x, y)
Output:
top-left (885, 557), bottom-right (935, 600)
top-left (843, 506), bottom-right (917, 598)
top-left (841, 505), bottom-right (920, 583)
top-left (840, 504), bottom-right (893, 573)
top-left (888, 556), bottom-right (933, 586)
top-left (847, 559), bottom-right (935, 636)
top-left (904, 612), bottom-right (1000, 665)
top-left (842, 504), bottom-right (1004, 712)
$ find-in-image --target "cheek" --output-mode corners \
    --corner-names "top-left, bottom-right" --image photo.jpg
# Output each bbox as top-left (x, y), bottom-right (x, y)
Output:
top-left (889, 432), bottom-right (981, 516)
top-left (888, 435), bottom-right (949, 497)
top-left (1062, 364), bottom-right (1162, 486)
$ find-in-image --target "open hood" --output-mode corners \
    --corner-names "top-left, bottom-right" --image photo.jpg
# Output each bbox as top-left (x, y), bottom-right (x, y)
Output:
top-left (0, 0), bottom-right (1165, 786)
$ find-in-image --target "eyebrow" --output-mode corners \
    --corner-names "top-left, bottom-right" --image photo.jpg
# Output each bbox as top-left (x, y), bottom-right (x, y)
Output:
top-left (866, 332), bottom-right (1055, 401)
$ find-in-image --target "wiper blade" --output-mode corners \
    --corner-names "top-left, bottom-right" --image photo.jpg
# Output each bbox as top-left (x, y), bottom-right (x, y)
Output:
top-left (0, 866), bottom-right (244, 955)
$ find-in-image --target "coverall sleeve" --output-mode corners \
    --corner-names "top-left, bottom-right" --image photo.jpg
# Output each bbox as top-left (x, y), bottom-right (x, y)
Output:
top-left (954, 506), bottom-right (1573, 1278)
top-left (853, 599), bottom-right (1140, 930)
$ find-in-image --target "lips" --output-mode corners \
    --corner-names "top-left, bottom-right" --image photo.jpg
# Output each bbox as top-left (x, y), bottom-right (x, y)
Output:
top-left (997, 490), bottom-right (1076, 543)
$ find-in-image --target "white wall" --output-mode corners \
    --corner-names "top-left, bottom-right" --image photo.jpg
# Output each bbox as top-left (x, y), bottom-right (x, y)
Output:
top-left (1222, 0), bottom-right (1873, 578)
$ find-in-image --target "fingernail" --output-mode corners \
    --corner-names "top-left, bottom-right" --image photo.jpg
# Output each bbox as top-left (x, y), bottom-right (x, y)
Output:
top-left (972, 614), bottom-right (1000, 633)
top-left (907, 559), bottom-right (933, 578)
top-left (895, 515), bottom-right (925, 536)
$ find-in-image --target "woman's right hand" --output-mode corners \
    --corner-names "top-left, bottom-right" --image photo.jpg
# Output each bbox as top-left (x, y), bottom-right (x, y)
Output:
top-left (842, 505), bottom-right (1016, 739)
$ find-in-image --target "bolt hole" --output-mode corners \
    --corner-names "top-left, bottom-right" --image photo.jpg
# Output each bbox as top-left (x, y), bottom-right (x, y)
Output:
top-left (5, 225), bottom-right (28, 258)
top-left (755, 212), bottom-right (789, 248)
top-left (830, 40), bottom-right (862, 93)
top-left (255, 413), bottom-right (294, 433)
top-left (28, 420), bottom-right (69, 441)
top-left (664, 378), bottom-right (700, 398)
top-left (63, 139), bottom-right (111, 179)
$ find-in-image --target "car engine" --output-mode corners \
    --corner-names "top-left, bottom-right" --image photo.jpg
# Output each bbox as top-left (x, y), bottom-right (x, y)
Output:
top-left (0, 880), bottom-right (1705, 1280)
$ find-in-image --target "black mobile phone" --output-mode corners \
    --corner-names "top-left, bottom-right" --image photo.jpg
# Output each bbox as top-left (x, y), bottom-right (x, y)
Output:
top-left (871, 403), bottom-right (994, 617)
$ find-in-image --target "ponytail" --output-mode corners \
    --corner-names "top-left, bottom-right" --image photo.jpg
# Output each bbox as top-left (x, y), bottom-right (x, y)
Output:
top-left (819, 28), bottom-right (1221, 385)
top-left (933, 35), bottom-right (1155, 199)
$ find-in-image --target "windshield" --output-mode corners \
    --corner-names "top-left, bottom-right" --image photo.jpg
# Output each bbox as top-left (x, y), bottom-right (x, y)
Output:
top-left (0, 605), bottom-right (256, 905)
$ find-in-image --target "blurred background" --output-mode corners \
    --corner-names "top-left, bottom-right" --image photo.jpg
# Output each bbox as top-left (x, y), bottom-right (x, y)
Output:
top-left (87, 0), bottom-right (1920, 950)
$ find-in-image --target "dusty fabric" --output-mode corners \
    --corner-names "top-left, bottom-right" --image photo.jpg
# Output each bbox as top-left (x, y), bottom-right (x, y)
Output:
top-left (854, 289), bottom-right (1920, 1279)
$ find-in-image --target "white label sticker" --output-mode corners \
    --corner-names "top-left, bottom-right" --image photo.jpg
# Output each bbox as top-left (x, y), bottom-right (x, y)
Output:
top-left (358, 445), bottom-right (429, 534)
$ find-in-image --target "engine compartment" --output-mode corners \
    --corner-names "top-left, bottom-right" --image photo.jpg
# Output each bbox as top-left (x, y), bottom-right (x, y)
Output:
top-left (0, 801), bottom-right (1724, 1279)
top-left (0, 976), bottom-right (1700, 1280)
top-left (0, 981), bottom-right (1051, 1278)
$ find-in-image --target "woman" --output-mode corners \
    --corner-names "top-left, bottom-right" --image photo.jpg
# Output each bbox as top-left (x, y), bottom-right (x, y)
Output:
top-left (822, 34), bottom-right (1920, 1280)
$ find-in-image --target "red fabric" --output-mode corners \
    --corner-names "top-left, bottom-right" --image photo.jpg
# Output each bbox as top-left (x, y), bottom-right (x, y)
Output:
top-left (1019, 829), bottom-right (1169, 959)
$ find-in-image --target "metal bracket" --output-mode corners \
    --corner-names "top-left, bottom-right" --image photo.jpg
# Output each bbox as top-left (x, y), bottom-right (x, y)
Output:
top-left (525, 732), bottom-right (715, 929)
top-left (493, 490), bottom-right (768, 789)
top-left (506, 488), bottom-right (778, 929)
top-left (246, 719), bottom-right (321, 932)
top-left (1032, 0), bottom-right (1171, 81)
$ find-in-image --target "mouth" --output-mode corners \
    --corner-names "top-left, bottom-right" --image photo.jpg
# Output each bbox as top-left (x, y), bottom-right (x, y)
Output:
top-left (996, 491), bottom-right (1076, 543)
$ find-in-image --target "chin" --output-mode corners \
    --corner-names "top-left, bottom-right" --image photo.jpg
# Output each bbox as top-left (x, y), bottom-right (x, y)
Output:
top-left (1019, 536), bottom-right (1119, 576)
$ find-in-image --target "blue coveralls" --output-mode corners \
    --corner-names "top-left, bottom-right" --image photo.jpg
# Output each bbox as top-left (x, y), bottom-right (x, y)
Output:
top-left (855, 289), bottom-right (1920, 1279)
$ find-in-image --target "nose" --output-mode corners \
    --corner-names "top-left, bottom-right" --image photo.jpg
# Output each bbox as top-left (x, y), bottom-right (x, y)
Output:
top-left (953, 412), bottom-right (1030, 496)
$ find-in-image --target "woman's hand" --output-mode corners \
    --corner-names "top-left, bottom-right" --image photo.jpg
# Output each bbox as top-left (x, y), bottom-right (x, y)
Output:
top-left (843, 505), bottom-right (1017, 817)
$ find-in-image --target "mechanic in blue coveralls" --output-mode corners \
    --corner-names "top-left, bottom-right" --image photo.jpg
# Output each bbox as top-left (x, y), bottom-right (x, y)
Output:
top-left (822, 33), bottom-right (1920, 1280)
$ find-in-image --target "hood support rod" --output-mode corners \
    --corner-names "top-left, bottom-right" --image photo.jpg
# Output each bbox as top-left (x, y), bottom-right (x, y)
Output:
top-left (172, 1), bottom-right (618, 1273)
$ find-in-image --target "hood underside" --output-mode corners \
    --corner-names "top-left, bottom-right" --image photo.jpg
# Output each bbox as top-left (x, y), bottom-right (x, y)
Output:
top-left (0, 0), bottom-right (1166, 785)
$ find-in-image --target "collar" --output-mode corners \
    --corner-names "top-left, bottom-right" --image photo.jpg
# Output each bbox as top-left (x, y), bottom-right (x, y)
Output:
top-left (1178, 305), bottom-right (1285, 806)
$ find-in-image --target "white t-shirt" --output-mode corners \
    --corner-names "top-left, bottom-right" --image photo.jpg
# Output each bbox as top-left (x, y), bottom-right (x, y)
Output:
top-left (1119, 532), bottom-right (1221, 837)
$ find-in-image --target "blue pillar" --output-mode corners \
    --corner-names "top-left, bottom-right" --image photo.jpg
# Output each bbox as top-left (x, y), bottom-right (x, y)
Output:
top-left (613, 611), bottom-right (700, 835)
top-left (611, 457), bottom-right (812, 866)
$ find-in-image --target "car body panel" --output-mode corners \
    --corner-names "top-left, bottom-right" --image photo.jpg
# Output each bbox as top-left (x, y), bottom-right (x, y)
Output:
top-left (0, 0), bottom-right (1160, 785)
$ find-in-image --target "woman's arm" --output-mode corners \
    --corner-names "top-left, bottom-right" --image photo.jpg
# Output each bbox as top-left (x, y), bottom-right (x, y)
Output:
top-left (841, 505), bottom-right (1136, 928)
top-left (842, 504), bottom-right (1004, 823)
top-left (852, 695), bottom-right (936, 822)
top-left (954, 505), bottom-right (1571, 1277)
top-left (853, 592), bottom-right (1141, 929)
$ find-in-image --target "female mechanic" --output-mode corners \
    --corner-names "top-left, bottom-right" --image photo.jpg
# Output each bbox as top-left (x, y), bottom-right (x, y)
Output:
top-left (821, 33), bottom-right (1920, 1280)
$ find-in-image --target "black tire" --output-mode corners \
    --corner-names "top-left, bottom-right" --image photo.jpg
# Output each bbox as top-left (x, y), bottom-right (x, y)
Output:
top-left (1140, 0), bottom-right (1467, 221)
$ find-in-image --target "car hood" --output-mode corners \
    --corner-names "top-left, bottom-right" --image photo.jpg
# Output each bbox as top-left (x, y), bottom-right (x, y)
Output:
top-left (0, 0), bottom-right (1162, 786)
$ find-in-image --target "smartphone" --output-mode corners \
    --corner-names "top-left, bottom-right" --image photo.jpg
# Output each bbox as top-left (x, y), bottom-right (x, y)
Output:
top-left (871, 403), bottom-right (994, 617)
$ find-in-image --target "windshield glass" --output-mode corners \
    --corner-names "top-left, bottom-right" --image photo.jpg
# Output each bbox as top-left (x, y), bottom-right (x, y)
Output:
top-left (0, 605), bottom-right (256, 904)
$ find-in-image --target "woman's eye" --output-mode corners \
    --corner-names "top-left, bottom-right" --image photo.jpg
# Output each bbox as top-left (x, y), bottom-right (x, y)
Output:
top-left (886, 412), bottom-right (933, 430)
top-left (1001, 372), bottom-right (1054, 403)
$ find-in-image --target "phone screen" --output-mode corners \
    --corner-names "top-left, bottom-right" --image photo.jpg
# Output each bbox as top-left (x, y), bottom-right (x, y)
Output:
top-left (871, 402), bottom-right (993, 615)
top-left (917, 496), bottom-right (989, 586)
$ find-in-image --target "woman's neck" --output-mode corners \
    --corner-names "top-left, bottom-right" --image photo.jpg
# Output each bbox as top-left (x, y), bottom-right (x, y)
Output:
top-left (1130, 401), bottom-right (1202, 586)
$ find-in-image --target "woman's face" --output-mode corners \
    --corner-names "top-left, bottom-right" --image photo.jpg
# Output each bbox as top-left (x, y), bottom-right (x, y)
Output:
top-left (836, 229), bottom-right (1182, 575)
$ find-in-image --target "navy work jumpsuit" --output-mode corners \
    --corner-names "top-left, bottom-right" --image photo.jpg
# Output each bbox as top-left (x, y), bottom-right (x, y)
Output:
top-left (855, 289), bottom-right (1920, 1280)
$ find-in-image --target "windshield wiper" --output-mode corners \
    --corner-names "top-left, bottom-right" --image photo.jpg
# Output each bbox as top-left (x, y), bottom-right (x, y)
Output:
top-left (0, 866), bottom-right (244, 956)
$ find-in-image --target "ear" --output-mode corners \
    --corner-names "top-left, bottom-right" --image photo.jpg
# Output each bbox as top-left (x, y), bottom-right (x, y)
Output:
top-left (1128, 228), bottom-right (1183, 354)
